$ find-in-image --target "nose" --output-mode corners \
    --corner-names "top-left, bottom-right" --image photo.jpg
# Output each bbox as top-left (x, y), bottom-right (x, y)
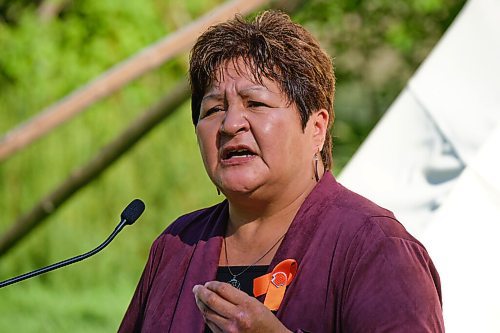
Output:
top-left (219, 102), bottom-right (249, 136)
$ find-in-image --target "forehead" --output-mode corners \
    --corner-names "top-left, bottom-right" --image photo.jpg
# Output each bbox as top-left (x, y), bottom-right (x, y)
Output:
top-left (206, 58), bottom-right (279, 94)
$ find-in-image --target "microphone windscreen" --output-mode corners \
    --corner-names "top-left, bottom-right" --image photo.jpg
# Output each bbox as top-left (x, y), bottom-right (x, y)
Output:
top-left (121, 199), bottom-right (145, 225)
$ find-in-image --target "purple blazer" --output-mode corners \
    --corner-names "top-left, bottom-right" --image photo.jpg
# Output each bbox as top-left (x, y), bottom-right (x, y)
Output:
top-left (119, 173), bottom-right (444, 332)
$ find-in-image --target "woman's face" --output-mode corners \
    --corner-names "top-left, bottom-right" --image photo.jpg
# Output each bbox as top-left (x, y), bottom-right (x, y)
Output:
top-left (196, 60), bottom-right (324, 199)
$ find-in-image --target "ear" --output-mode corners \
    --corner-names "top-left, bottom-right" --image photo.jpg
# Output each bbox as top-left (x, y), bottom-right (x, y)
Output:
top-left (310, 109), bottom-right (329, 151)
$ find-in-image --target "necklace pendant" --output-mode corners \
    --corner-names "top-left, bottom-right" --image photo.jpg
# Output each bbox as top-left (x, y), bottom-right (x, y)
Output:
top-left (228, 276), bottom-right (241, 290)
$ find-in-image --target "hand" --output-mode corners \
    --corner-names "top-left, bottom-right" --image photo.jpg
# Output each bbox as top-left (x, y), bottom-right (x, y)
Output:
top-left (193, 281), bottom-right (291, 333)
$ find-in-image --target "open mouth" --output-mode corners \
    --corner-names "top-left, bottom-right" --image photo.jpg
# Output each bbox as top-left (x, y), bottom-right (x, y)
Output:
top-left (222, 147), bottom-right (257, 160)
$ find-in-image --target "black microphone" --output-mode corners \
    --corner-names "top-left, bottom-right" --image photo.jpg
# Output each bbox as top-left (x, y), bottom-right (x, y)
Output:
top-left (0, 199), bottom-right (145, 289)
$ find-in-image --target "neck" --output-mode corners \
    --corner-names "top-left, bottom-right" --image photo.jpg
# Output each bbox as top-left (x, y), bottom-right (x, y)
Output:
top-left (221, 170), bottom-right (327, 266)
top-left (226, 170), bottom-right (324, 240)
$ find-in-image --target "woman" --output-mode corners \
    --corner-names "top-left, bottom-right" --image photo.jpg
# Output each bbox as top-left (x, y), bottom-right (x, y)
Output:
top-left (119, 11), bottom-right (444, 332)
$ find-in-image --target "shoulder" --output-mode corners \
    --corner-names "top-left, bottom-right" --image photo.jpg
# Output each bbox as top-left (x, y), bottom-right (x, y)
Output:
top-left (152, 200), bottom-right (227, 248)
top-left (304, 175), bottom-right (443, 329)
top-left (316, 174), bottom-right (414, 240)
top-left (163, 202), bottom-right (224, 235)
top-left (318, 182), bottom-right (444, 330)
top-left (313, 173), bottom-right (395, 222)
top-left (335, 183), bottom-right (423, 246)
top-left (310, 174), bottom-right (428, 257)
top-left (139, 201), bottom-right (227, 278)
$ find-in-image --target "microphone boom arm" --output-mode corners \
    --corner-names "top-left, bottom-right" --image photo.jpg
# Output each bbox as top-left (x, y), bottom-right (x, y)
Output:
top-left (0, 219), bottom-right (128, 289)
top-left (0, 199), bottom-right (145, 289)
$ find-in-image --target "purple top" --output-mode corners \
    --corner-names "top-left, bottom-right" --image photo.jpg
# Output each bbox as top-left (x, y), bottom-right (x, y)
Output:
top-left (119, 173), bottom-right (444, 332)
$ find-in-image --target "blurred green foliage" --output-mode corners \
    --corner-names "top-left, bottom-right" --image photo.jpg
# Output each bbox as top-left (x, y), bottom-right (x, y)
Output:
top-left (0, 0), bottom-right (464, 331)
top-left (295, 0), bottom-right (465, 168)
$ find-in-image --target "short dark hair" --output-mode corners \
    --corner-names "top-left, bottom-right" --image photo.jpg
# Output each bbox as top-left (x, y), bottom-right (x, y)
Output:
top-left (189, 10), bottom-right (335, 169)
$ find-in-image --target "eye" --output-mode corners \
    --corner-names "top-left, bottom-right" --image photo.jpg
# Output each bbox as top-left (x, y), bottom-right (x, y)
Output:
top-left (248, 100), bottom-right (269, 108)
top-left (201, 106), bottom-right (224, 118)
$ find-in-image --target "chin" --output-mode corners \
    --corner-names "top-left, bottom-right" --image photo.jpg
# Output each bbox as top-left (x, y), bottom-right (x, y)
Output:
top-left (221, 181), bottom-right (259, 195)
top-left (217, 173), bottom-right (265, 195)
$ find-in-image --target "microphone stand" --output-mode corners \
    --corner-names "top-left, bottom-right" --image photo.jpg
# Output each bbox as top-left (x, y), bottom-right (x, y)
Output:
top-left (0, 219), bottom-right (128, 289)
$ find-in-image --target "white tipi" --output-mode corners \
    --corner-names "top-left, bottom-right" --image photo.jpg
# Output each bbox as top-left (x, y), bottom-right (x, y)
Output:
top-left (339, 0), bottom-right (500, 331)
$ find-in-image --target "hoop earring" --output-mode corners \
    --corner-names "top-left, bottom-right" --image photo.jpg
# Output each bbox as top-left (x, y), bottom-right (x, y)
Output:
top-left (314, 152), bottom-right (320, 182)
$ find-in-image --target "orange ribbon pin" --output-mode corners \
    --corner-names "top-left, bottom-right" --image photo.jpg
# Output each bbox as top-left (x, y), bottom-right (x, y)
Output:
top-left (253, 259), bottom-right (297, 311)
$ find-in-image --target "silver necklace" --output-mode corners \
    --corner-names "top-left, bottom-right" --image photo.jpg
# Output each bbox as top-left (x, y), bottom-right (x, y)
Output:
top-left (223, 233), bottom-right (286, 289)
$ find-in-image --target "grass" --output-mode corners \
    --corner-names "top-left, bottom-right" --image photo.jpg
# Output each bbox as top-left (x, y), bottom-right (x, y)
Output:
top-left (0, 279), bottom-right (135, 332)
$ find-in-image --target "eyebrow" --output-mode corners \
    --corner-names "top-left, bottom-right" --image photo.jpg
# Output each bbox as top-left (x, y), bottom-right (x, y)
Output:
top-left (202, 86), bottom-right (273, 102)
top-left (201, 93), bottom-right (223, 102)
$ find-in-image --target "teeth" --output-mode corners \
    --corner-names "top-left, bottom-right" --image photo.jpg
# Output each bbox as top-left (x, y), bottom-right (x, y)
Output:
top-left (225, 148), bottom-right (254, 159)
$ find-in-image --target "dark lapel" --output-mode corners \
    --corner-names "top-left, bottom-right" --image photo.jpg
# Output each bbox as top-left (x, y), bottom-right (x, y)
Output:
top-left (270, 173), bottom-right (340, 316)
top-left (168, 201), bottom-right (228, 332)
top-left (271, 173), bottom-right (338, 267)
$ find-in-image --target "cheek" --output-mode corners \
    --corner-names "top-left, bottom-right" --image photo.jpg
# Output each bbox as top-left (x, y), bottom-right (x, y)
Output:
top-left (255, 112), bottom-right (284, 140)
top-left (196, 125), bottom-right (218, 165)
top-left (258, 112), bottom-right (303, 146)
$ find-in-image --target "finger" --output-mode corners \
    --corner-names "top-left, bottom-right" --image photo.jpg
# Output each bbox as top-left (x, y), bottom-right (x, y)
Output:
top-left (204, 281), bottom-right (254, 305)
top-left (195, 292), bottom-right (232, 331)
top-left (193, 285), bottom-right (206, 311)
top-left (193, 284), bottom-right (235, 319)
top-left (205, 320), bottom-right (223, 333)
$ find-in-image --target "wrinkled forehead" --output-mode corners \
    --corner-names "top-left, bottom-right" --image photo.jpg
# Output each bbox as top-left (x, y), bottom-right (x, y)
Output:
top-left (207, 57), bottom-right (276, 92)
